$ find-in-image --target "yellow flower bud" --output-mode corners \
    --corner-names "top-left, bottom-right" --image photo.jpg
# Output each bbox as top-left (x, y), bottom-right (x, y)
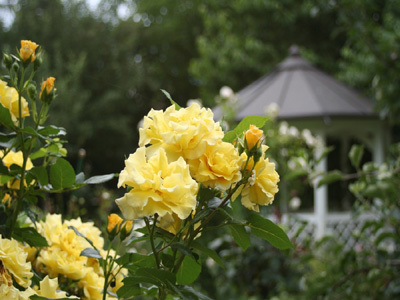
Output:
top-left (120, 220), bottom-right (133, 241)
top-left (245, 125), bottom-right (263, 150)
top-left (107, 214), bottom-right (123, 234)
top-left (124, 220), bottom-right (133, 233)
top-left (19, 40), bottom-right (39, 62)
top-left (40, 77), bottom-right (56, 100)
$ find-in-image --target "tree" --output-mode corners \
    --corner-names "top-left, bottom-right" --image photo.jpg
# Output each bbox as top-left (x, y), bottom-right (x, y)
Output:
top-left (190, 0), bottom-right (346, 106)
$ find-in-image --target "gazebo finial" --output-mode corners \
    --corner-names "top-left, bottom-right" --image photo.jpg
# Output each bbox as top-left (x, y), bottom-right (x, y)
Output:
top-left (289, 44), bottom-right (300, 56)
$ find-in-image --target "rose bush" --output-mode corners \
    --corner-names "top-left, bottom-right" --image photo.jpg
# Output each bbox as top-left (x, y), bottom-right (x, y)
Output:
top-left (1, 41), bottom-right (291, 300)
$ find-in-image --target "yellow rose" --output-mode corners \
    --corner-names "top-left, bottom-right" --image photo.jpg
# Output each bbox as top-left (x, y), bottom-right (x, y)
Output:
top-left (0, 236), bottom-right (33, 288)
top-left (1, 193), bottom-right (11, 207)
top-left (1, 149), bottom-right (33, 170)
top-left (65, 217), bottom-right (104, 250)
top-left (107, 213), bottom-right (123, 233)
top-left (245, 124), bottom-right (264, 150)
top-left (19, 277), bottom-right (72, 300)
top-left (39, 77), bottom-right (56, 99)
top-left (158, 212), bottom-right (183, 235)
top-left (139, 103), bottom-right (224, 160)
top-left (33, 276), bottom-right (74, 299)
top-left (116, 147), bottom-right (198, 220)
top-left (19, 40), bottom-right (39, 62)
top-left (188, 141), bottom-right (242, 190)
top-left (0, 284), bottom-right (21, 300)
top-left (35, 214), bottom-right (104, 280)
top-left (36, 242), bottom-right (88, 280)
top-left (0, 80), bottom-right (30, 124)
top-left (79, 269), bottom-right (104, 300)
top-left (233, 145), bottom-right (280, 212)
top-left (19, 242), bottom-right (37, 262)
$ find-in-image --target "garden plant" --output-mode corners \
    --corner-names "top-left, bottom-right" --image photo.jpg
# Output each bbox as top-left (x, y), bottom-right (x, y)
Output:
top-left (0, 41), bottom-right (293, 300)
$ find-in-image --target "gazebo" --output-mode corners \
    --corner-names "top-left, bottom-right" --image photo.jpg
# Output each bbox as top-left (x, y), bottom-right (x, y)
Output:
top-left (217, 46), bottom-right (389, 239)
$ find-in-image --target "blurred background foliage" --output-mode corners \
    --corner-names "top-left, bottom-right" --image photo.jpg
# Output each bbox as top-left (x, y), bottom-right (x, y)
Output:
top-left (1, 0), bottom-right (400, 298)
top-left (1, 0), bottom-right (399, 176)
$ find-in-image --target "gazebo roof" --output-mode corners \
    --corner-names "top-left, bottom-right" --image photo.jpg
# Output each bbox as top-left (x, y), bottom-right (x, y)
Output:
top-left (230, 46), bottom-right (375, 121)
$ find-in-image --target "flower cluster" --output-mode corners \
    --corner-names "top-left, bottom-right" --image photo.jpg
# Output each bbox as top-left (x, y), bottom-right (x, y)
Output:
top-left (0, 79), bottom-right (30, 124)
top-left (0, 235), bottom-right (75, 299)
top-left (27, 214), bottom-right (126, 299)
top-left (117, 103), bottom-right (280, 233)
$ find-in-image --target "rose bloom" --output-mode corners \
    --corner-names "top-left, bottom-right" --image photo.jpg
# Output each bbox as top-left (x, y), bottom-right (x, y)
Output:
top-left (188, 141), bottom-right (242, 190)
top-left (0, 80), bottom-right (30, 124)
top-left (1, 150), bottom-right (34, 192)
top-left (139, 103), bottom-right (224, 161)
top-left (21, 276), bottom-right (75, 299)
top-left (40, 77), bottom-right (56, 99)
top-left (234, 145), bottom-right (280, 212)
top-left (158, 212), bottom-right (201, 237)
top-left (245, 124), bottom-right (263, 150)
top-left (35, 214), bottom-right (103, 280)
top-left (116, 147), bottom-right (198, 220)
top-left (19, 40), bottom-right (39, 62)
top-left (0, 236), bottom-right (33, 288)
top-left (0, 149), bottom-right (33, 170)
top-left (0, 284), bottom-right (21, 300)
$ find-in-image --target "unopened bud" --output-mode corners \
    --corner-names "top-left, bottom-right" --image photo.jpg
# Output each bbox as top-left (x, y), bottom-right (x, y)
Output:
top-left (11, 62), bottom-right (19, 73)
top-left (253, 146), bottom-right (263, 164)
top-left (33, 55), bottom-right (42, 71)
top-left (19, 40), bottom-right (39, 62)
top-left (244, 125), bottom-right (263, 151)
top-left (2, 53), bottom-right (13, 69)
top-left (39, 77), bottom-right (56, 103)
top-left (120, 220), bottom-right (133, 241)
top-left (27, 83), bottom-right (37, 100)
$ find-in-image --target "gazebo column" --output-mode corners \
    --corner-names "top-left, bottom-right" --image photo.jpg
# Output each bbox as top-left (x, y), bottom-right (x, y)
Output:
top-left (372, 124), bottom-right (385, 165)
top-left (314, 133), bottom-right (328, 239)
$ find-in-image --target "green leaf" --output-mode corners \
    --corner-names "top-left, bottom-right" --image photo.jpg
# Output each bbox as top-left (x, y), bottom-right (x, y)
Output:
top-left (192, 241), bottom-right (224, 268)
top-left (29, 166), bottom-right (48, 186)
top-left (116, 278), bottom-right (142, 298)
top-left (176, 256), bottom-right (202, 285)
top-left (229, 223), bottom-right (250, 250)
top-left (0, 103), bottom-right (15, 128)
top-left (49, 158), bottom-right (76, 190)
top-left (171, 243), bottom-right (195, 258)
top-left (12, 227), bottom-right (48, 247)
top-left (247, 214), bottom-right (294, 250)
top-left (0, 132), bottom-right (16, 148)
top-left (126, 234), bottom-right (150, 246)
top-left (349, 144), bottom-right (364, 169)
top-left (116, 253), bottom-right (154, 268)
top-left (161, 89), bottom-right (181, 109)
top-left (75, 172), bottom-right (85, 184)
top-left (0, 175), bottom-right (13, 184)
top-left (84, 173), bottom-right (115, 184)
top-left (135, 267), bottom-right (176, 286)
top-left (286, 169), bottom-right (309, 180)
top-left (191, 207), bottom-right (213, 224)
top-left (30, 148), bottom-right (48, 160)
top-left (317, 170), bottom-right (343, 187)
top-left (37, 125), bottom-right (66, 137)
top-left (180, 286), bottom-right (214, 300)
top-left (80, 247), bottom-right (102, 259)
top-left (30, 295), bottom-right (79, 300)
top-left (223, 116), bottom-right (269, 143)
